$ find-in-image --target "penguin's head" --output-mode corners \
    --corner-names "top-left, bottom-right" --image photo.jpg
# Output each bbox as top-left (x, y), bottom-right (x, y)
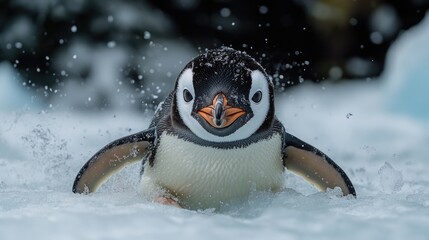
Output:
top-left (173, 47), bottom-right (274, 143)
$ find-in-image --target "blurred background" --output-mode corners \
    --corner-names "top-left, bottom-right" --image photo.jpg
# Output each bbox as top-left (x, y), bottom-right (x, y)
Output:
top-left (2, 2), bottom-right (429, 237)
top-left (1, 0), bottom-right (429, 112)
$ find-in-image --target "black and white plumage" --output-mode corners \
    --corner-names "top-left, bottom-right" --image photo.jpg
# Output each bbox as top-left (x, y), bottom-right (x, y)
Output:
top-left (73, 47), bottom-right (356, 210)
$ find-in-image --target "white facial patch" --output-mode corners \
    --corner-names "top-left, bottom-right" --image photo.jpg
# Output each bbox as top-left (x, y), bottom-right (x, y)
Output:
top-left (247, 69), bottom-right (270, 134)
top-left (176, 68), bottom-right (270, 142)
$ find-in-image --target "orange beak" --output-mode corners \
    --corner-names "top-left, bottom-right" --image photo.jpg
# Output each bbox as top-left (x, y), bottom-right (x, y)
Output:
top-left (197, 93), bottom-right (245, 129)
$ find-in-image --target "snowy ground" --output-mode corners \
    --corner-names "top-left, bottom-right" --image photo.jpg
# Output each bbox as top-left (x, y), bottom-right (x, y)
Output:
top-left (2, 14), bottom-right (429, 240)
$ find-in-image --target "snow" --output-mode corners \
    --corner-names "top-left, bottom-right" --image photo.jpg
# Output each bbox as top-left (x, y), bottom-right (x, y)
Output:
top-left (2, 12), bottom-right (429, 240)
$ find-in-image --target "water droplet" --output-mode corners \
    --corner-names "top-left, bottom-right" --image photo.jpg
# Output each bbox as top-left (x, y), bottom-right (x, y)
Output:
top-left (370, 32), bottom-right (383, 45)
top-left (378, 162), bottom-right (404, 193)
top-left (107, 15), bottom-right (114, 23)
top-left (72, 54), bottom-right (77, 59)
top-left (88, 97), bottom-right (92, 102)
top-left (107, 41), bottom-right (116, 48)
top-left (144, 31), bottom-right (151, 40)
top-left (259, 5), bottom-right (268, 14)
top-left (71, 25), bottom-right (77, 33)
top-left (329, 66), bottom-right (343, 80)
top-left (220, 8), bottom-right (231, 17)
top-left (15, 42), bottom-right (23, 49)
top-left (59, 39), bottom-right (64, 44)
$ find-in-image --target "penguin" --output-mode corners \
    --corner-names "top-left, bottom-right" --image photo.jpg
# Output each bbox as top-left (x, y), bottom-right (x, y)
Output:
top-left (73, 47), bottom-right (356, 210)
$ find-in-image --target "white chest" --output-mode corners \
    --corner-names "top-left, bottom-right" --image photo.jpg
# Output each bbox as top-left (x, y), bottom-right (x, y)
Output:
top-left (140, 132), bottom-right (285, 210)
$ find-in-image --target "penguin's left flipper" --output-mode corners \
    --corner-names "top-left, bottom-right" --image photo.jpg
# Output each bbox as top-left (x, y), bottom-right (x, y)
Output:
top-left (72, 128), bottom-right (156, 194)
top-left (282, 131), bottom-right (356, 197)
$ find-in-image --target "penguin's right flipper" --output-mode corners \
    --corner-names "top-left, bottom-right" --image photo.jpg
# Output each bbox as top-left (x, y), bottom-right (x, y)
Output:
top-left (282, 131), bottom-right (356, 197)
top-left (72, 128), bottom-right (156, 194)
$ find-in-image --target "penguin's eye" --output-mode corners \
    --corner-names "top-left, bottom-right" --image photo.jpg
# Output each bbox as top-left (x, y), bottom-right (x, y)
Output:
top-left (251, 90), bottom-right (262, 103)
top-left (183, 89), bottom-right (194, 102)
